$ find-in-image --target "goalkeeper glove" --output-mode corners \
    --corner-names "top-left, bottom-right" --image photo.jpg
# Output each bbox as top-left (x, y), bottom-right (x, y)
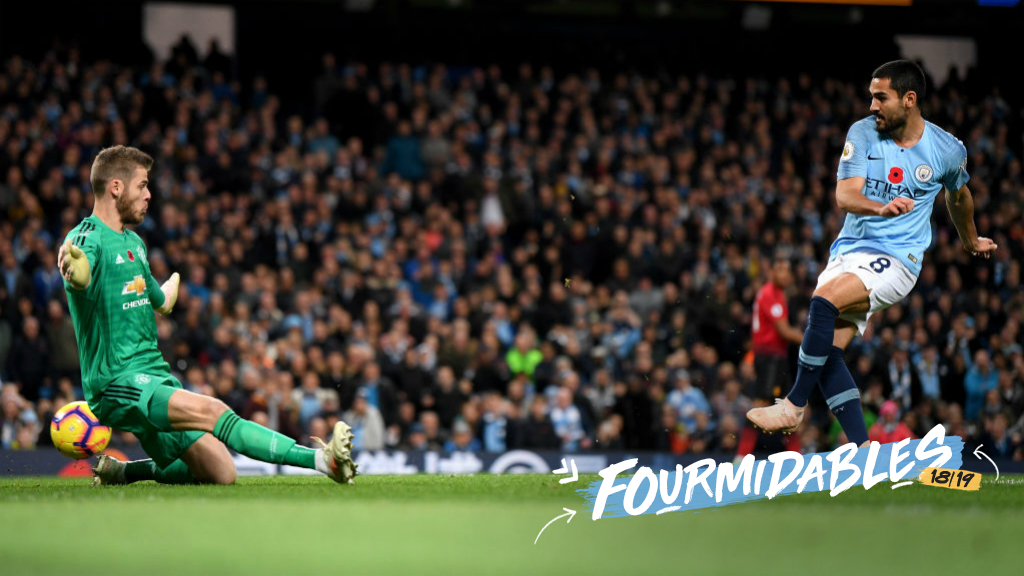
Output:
top-left (155, 272), bottom-right (180, 315)
top-left (60, 241), bottom-right (92, 290)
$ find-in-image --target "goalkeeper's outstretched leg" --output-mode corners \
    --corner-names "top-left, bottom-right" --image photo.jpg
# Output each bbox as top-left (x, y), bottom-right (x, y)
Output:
top-left (168, 388), bottom-right (357, 484)
top-left (95, 388), bottom-right (357, 486)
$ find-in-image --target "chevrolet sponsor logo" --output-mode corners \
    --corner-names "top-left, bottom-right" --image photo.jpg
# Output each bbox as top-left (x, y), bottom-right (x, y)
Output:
top-left (122, 298), bottom-right (151, 310)
top-left (122, 275), bottom-right (147, 296)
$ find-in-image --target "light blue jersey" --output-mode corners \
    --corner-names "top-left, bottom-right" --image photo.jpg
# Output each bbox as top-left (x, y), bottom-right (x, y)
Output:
top-left (832, 116), bottom-right (969, 276)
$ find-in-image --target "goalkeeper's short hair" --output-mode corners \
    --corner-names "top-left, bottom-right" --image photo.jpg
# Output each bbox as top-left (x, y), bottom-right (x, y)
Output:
top-left (90, 145), bottom-right (154, 196)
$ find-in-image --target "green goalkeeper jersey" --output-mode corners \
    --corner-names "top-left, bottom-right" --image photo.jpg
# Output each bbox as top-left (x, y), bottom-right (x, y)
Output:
top-left (63, 215), bottom-right (171, 406)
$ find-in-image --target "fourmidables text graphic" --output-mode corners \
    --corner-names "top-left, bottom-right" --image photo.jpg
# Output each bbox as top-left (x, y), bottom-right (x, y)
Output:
top-left (533, 424), bottom-right (990, 544)
top-left (577, 424), bottom-right (967, 520)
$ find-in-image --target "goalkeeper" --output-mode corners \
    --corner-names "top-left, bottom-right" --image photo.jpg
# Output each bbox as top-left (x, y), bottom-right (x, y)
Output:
top-left (59, 145), bottom-right (357, 485)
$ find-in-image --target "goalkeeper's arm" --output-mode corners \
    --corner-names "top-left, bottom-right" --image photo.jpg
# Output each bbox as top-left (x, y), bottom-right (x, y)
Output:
top-left (154, 272), bottom-right (180, 315)
top-left (59, 240), bottom-right (91, 290)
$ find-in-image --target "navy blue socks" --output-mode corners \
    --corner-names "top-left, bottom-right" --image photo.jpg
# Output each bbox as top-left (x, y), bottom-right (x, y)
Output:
top-left (787, 296), bottom-right (839, 407)
top-left (819, 346), bottom-right (869, 445)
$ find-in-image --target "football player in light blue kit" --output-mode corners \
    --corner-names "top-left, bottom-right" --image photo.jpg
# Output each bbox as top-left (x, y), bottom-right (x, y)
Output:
top-left (747, 60), bottom-right (996, 444)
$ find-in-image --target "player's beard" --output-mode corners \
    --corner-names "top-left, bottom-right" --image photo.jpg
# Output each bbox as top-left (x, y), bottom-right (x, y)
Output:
top-left (117, 193), bottom-right (145, 226)
top-left (875, 108), bottom-right (907, 135)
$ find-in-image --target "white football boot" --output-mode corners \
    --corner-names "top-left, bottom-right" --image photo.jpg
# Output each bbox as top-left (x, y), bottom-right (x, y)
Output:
top-left (312, 421), bottom-right (358, 484)
top-left (91, 454), bottom-right (128, 486)
top-left (746, 397), bottom-right (805, 435)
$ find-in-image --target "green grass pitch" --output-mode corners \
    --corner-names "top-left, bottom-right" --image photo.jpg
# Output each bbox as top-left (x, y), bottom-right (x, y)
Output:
top-left (2, 474), bottom-right (1022, 575)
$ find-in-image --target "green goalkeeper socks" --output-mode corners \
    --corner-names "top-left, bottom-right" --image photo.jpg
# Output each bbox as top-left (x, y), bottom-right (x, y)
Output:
top-left (213, 410), bottom-right (317, 469)
top-left (124, 459), bottom-right (197, 485)
top-left (285, 444), bottom-right (318, 469)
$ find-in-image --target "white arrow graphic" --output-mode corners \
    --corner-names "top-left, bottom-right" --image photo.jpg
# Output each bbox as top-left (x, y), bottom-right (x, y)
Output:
top-left (973, 445), bottom-right (999, 481)
top-left (553, 458), bottom-right (578, 484)
top-left (534, 508), bottom-right (576, 545)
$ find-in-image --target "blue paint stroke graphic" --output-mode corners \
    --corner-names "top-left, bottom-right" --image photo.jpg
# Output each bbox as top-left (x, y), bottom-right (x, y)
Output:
top-left (577, 433), bottom-right (964, 520)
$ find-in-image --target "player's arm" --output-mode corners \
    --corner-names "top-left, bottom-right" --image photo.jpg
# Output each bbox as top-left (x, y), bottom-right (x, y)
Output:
top-left (773, 319), bottom-right (804, 344)
top-left (141, 250), bottom-right (179, 315)
top-left (945, 184), bottom-right (997, 259)
top-left (59, 239), bottom-right (92, 290)
top-left (836, 122), bottom-right (912, 218)
top-left (835, 177), bottom-right (914, 218)
top-left (148, 269), bottom-right (180, 315)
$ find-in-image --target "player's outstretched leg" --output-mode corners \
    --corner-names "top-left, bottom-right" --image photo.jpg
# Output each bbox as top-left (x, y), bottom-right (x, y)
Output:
top-left (207, 404), bottom-right (357, 484)
top-left (206, 414), bottom-right (357, 483)
top-left (92, 455), bottom-right (197, 486)
top-left (168, 389), bottom-right (358, 484)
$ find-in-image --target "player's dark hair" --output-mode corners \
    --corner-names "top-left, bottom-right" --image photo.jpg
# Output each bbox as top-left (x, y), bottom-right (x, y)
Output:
top-left (90, 145), bottom-right (153, 196)
top-left (872, 60), bottom-right (926, 101)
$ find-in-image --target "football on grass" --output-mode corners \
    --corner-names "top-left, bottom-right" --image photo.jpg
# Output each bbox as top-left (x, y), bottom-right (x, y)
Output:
top-left (50, 401), bottom-right (111, 459)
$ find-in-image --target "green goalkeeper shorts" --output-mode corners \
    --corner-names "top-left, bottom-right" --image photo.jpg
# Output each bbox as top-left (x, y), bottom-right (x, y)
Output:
top-left (93, 372), bottom-right (204, 468)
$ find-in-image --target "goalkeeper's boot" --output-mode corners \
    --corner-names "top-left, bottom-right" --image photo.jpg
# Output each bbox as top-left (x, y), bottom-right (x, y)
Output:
top-left (91, 454), bottom-right (128, 486)
top-left (312, 421), bottom-right (358, 485)
top-left (746, 397), bottom-right (805, 435)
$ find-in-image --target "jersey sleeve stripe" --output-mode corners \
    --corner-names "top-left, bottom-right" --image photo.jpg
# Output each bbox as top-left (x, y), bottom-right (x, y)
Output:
top-left (73, 222), bottom-right (95, 247)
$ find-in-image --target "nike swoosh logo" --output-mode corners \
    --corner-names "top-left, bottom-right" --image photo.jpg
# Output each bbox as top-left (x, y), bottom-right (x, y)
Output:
top-left (868, 155), bottom-right (883, 160)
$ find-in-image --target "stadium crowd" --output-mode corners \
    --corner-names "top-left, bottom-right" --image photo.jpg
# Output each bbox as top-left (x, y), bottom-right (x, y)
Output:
top-left (1, 39), bottom-right (1022, 461)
